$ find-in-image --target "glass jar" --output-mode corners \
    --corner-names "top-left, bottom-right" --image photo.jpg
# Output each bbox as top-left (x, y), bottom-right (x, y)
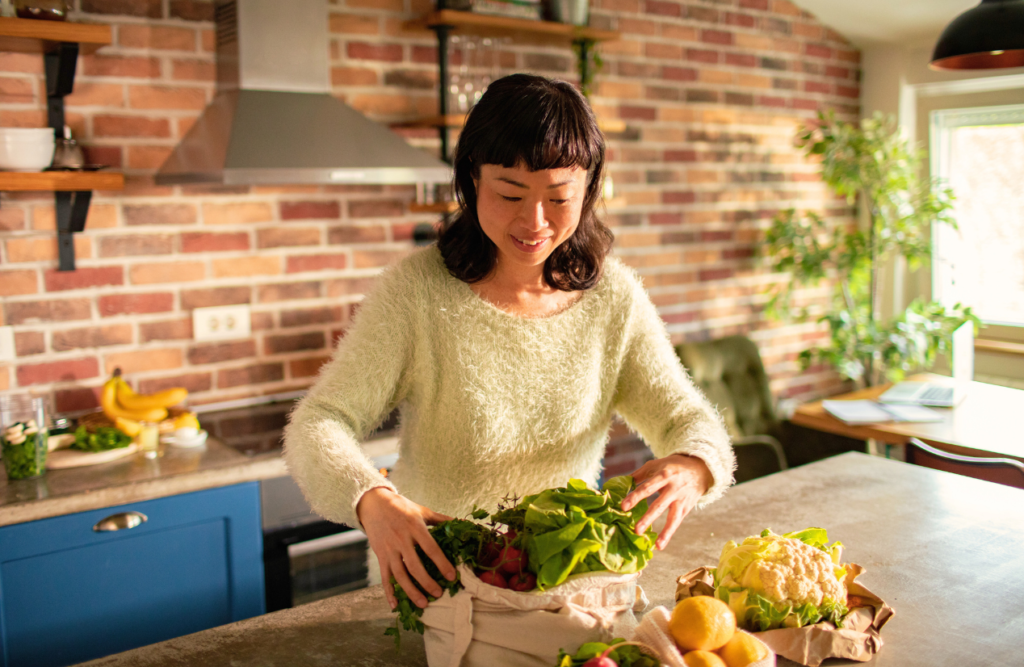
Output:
top-left (1, 395), bottom-right (48, 480)
top-left (13, 0), bottom-right (69, 21)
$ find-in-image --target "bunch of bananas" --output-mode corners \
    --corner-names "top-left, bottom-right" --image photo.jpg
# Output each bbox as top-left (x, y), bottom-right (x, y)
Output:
top-left (100, 369), bottom-right (189, 436)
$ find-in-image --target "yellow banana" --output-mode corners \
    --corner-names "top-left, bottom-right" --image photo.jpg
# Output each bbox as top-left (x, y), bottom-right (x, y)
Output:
top-left (115, 378), bottom-right (188, 411)
top-left (115, 416), bottom-right (142, 437)
top-left (100, 374), bottom-right (168, 423)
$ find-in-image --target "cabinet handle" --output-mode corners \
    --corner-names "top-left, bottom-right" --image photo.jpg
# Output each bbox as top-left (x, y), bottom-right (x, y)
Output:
top-left (93, 511), bottom-right (148, 532)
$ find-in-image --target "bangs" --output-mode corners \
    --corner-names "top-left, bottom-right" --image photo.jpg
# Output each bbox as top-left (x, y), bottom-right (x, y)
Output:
top-left (465, 80), bottom-right (603, 175)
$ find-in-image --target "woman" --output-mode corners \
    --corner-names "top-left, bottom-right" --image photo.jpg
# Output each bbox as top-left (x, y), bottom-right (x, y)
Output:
top-left (283, 74), bottom-right (734, 613)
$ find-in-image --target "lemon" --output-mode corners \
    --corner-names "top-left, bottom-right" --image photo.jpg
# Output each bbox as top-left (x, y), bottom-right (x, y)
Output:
top-left (682, 650), bottom-right (728, 667)
top-left (668, 595), bottom-right (736, 652)
top-left (718, 631), bottom-right (769, 667)
top-left (173, 412), bottom-right (200, 430)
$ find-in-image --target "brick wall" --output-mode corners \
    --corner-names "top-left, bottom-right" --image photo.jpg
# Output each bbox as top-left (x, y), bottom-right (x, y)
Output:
top-left (0, 0), bottom-right (859, 446)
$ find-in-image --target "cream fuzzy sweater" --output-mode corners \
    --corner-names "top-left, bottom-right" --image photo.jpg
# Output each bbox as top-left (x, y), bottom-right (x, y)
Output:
top-left (283, 246), bottom-right (734, 529)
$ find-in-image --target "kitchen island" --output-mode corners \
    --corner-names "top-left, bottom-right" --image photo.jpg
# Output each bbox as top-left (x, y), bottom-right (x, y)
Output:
top-left (76, 452), bottom-right (1024, 667)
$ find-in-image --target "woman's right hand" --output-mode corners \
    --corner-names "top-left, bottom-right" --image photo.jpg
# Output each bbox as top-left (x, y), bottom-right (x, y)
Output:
top-left (356, 487), bottom-right (456, 610)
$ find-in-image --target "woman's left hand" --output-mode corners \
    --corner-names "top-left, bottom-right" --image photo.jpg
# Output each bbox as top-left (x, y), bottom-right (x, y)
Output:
top-left (621, 453), bottom-right (713, 551)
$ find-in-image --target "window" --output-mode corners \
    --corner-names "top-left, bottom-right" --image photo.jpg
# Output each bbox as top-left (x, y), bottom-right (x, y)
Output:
top-left (930, 105), bottom-right (1024, 328)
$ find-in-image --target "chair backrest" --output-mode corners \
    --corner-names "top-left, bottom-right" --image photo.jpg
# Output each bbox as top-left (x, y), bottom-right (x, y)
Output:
top-left (675, 335), bottom-right (776, 440)
top-left (905, 438), bottom-right (1024, 490)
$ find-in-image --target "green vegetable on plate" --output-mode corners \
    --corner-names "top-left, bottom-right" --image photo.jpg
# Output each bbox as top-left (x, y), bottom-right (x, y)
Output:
top-left (72, 425), bottom-right (132, 453)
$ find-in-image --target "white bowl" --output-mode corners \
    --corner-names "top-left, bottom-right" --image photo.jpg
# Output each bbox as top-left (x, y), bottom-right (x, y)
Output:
top-left (0, 132), bottom-right (55, 171)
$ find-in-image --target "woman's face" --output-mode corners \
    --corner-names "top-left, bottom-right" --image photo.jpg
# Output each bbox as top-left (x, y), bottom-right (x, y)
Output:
top-left (474, 162), bottom-right (589, 279)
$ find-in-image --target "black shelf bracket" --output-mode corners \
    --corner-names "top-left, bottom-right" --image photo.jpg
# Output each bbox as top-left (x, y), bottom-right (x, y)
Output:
top-left (44, 41), bottom-right (95, 272)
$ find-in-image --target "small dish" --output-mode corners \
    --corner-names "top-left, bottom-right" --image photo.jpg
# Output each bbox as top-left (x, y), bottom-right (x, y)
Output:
top-left (46, 164), bottom-right (109, 172)
top-left (161, 429), bottom-right (208, 448)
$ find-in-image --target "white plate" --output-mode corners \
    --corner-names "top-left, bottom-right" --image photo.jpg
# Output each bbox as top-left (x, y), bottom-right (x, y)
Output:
top-left (161, 430), bottom-right (208, 448)
top-left (47, 444), bottom-right (139, 469)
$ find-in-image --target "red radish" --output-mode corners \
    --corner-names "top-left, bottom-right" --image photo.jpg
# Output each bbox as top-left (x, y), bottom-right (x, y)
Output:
top-left (480, 541), bottom-right (502, 567)
top-left (478, 570), bottom-right (508, 588)
top-left (508, 572), bottom-right (536, 592)
top-left (581, 642), bottom-right (646, 667)
top-left (498, 544), bottom-right (526, 575)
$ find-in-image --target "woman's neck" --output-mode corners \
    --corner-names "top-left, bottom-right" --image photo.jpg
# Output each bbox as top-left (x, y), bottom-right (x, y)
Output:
top-left (469, 263), bottom-right (578, 318)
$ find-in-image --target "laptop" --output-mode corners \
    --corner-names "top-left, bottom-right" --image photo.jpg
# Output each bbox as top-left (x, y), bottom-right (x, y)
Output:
top-left (877, 321), bottom-right (974, 407)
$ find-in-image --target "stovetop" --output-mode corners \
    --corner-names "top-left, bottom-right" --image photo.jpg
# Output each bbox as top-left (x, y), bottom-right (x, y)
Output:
top-left (197, 393), bottom-right (398, 458)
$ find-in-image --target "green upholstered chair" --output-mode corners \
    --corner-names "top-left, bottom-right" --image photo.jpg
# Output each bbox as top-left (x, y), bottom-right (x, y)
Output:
top-left (675, 335), bottom-right (788, 483)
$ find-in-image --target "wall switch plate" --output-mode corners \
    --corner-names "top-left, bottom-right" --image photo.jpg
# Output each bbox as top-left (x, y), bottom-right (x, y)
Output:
top-left (0, 326), bottom-right (14, 362)
top-left (192, 305), bottom-right (252, 341)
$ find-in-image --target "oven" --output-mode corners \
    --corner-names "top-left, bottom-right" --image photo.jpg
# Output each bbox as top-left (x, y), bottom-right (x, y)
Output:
top-left (196, 393), bottom-right (397, 613)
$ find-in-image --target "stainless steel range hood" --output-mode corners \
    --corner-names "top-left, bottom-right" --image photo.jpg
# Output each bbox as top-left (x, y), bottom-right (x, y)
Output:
top-left (156, 0), bottom-right (450, 186)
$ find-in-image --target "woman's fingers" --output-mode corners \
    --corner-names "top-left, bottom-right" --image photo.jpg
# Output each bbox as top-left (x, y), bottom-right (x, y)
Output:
top-left (403, 544), bottom-right (445, 599)
top-left (380, 559), bottom-right (397, 610)
top-left (656, 502), bottom-right (688, 550)
top-left (622, 475), bottom-right (666, 512)
top-left (390, 556), bottom-right (430, 608)
top-left (634, 483), bottom-right (675, 533)
top-left (417, 529), bottom-right (457, 581)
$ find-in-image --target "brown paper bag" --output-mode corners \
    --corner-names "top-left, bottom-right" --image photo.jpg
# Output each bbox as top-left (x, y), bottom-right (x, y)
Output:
top-left (420, 564), bottom-right (649, 667)
top-left (675, 565), bottom-right (894, 667)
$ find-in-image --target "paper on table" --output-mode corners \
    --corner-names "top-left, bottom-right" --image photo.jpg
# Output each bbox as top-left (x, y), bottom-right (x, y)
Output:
top-left (675, 565), bottom-right (894, 667)
top-left (822, 400), bottom-right (942, 425)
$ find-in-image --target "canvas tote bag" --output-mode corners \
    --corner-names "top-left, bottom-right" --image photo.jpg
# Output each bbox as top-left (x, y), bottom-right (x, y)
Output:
top-left (420, 564), bottom-right (650, 667)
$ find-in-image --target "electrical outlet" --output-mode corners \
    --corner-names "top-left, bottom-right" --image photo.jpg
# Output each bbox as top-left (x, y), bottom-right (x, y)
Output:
top-left (0, 326), bottom-right (14, 362)
top-left (192, 305), bottom-right (252, 341)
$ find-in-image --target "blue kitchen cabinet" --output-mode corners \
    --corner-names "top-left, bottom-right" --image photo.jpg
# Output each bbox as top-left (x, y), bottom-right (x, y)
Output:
top-left (0, 483), bottom-right (265, 667)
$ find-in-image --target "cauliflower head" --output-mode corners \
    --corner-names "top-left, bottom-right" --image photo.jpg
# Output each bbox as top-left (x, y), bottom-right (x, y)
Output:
top-left (712, 528), bottom-right (849, 631)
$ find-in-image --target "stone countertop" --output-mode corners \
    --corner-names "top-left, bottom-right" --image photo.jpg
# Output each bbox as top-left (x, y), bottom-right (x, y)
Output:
top-left (0, 436), bottom-right (287, 527)
top-left (74, 452), bottom-right (1024, 667)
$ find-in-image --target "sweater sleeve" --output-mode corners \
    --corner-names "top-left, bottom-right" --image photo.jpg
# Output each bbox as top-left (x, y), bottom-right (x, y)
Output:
top-left (612, 274), bottom-right (735, 507)
top-left (282, 263), bottom-right (416, 530)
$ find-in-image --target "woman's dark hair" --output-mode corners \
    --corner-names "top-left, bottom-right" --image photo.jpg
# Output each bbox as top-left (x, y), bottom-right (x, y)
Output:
top-left (438, 73), bottom-right (613, 291)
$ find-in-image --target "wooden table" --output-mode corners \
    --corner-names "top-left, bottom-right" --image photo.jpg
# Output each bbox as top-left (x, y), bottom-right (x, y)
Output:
top-left (792, 374), bottom-right (1024, 462)
top-left (79, 453), bottom-right (1024, 667)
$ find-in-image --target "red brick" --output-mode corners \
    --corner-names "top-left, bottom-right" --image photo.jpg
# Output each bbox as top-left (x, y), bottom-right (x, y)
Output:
top-left (5, 299), bottom-right (90, 325)
top-left (65, 83), bottom-right (125, 108)
top-left (0, 52), bottom-right (42, 74)
top-left (347, 42), bottom-right (403, 62)
top-left (257, 228), bottom-right (321, 249)
top-left (286, 254), bottom-right (349, 273)
top-left (257, 282), bottom-right (322, 303)
top-left (739, 0), bottom-right (769, 9)
top-left (345, 198), bottom-right (404, 218)
top-left (620, 106), bottom-right (656, 121)
top-left (53, 324), bottom-right (134, 351)
top-left (181, 286), bottom-right (251, 309)
top-left (702, 30), bottom-right (734, 46)
top-left (202, 202), bottom-right (273, 225)
top-left (725, 12), bottom-right (757, 28)
top-left (280, 306), bottom-right (345, 328)
top-left (17, 357), bottom-right (99, 386)
top-left (411, 45), bottom-right (437, 64)
top-left (0, 77), bottom-right (33, 103)
top-left (99, 234), bottom-right (174, 257)
top-left (81, 54), bottom-right (162, 78)
top-left (326, 276), bottom-right (377, 298)
top-left (687, 49), bottom-right (720, 64)
top-left (332, 67), bottom-right (379, 86)
top-left (119, 25), bottom-right (198, 51)
top-left (726, 53), bottom-right (757, 67)
top-left (105, 349), bottom-right (183, 375)
top-left (14, 331), bottom-right (45, 356)
top-left (0, 207), bottom-right (25, 231)
top-left (391, 223), bottom-right (417, 242)
top-left (645, 0), bottom-right (681, 17)
top-left (138, 372), bottom-right (212, 395)
top-left (353, 249), bottom-right (410, 269)
top-left (805, 43), bottom-right (833, 59)
top-left (129, 85), bottom-right (207, 110)
top-left (94, 114), bottom-right (171, 138)
top-left (265, 332), bottom-right (326, 355)
top-left (218, 363), bottom-right (284, 388)
top-left (124, 203), bottom-right (198, 226)
top-left (82, 0), bottom-right (161, 17)
top-left (188, 340), bottom-right (257, 365)
top-left (169, 0), bottom-right (215, 21)
top-left (140, 318), bottom-right (192, 342)
top-left (665, 150), bottom-right (697, 162)
top-left (181, 231), bottom-right (250, 253)
top-left (44, 266), bottom-right (123, 292)
top-left (662, 66), bottom-right (698, 82)
top-left (172, 59), bottom-right (215, 81)
top-left (99, 293), bottom-right (174, 316)
top-left (55, 386), bottom-right (102, 413)
top-left (837, 85), bottom-right (860, 98)
top-left (83, 145), bottom-right (123, 169)
top-left (0, 270), bottom-right (37, 296)
top-left (280, 200), bottom-right (341, 220)
top-left (131, 261), bottom-right (206, 284)
top-left (290, 356), bottom-right (331, 378)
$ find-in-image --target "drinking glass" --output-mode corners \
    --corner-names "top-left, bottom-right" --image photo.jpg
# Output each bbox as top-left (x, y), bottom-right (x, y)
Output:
top-left (1, 395), bottom-right (48, 480)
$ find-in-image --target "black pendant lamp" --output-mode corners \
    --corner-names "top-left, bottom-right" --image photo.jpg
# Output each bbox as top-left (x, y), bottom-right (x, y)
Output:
top-left (930, 0), bottom-right (1024, 70)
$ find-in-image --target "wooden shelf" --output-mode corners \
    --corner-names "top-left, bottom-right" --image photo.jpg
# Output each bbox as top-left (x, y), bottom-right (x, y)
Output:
top-left (406, 10), bottom-right (619, 43)
top-left (0, 171), bottom-right (124, 192)
top-left (410, 201), bottom-right (460, 214)
top-left (976, 339), bottom-right (1024, 357)
top-left (0, 17), bottom-right (112, 55)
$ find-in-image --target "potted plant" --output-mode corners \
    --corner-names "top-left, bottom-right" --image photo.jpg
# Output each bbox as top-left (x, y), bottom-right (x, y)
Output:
top-left (764, 111), bottom-right (979, 388)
